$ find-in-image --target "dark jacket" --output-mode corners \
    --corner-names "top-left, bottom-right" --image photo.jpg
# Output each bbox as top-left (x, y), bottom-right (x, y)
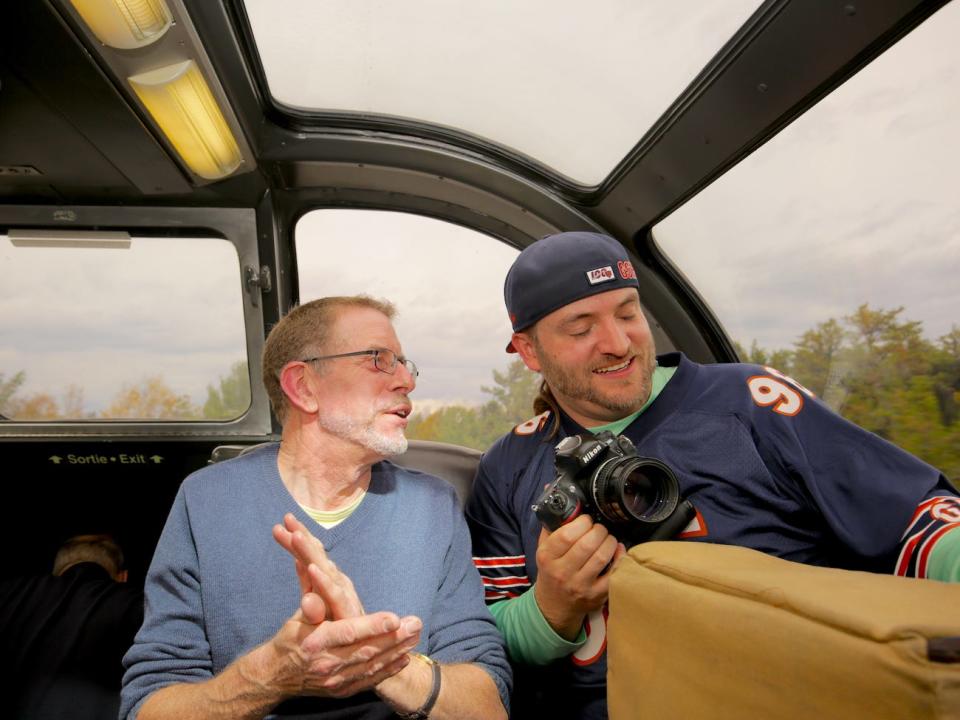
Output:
top-left (0, 563), bottom-right (143, 720)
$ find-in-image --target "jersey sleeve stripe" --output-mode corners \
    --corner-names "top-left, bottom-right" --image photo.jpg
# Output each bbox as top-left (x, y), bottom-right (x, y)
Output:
top-left (901, 496), bottom-right (959, 539)
top-left (473, 555), bottom-right (526, 567)
top-left (481, 575), bottom-right (531, 588)
top-left (895, 520), bottom-right (934, 577)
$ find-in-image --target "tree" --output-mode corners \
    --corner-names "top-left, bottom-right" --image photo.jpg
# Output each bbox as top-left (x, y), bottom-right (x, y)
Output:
top-left (733, 340), bottom-right (792, 372)
top-left (0, 370), bottom-right (26, 414)
top-left (203, 361), bottom-right (251, 419)
top-left (407, 359), bottom-right (541, 451)
top-left (739, 305), bottom-right (959, 479)
top-left (791, 318), bottom-right (846, 397)
top-left (840, 305), bottom-right (934, 439)
top-left (104, 376), bottom-right (199, 420)
top-left (481, 359), bottom-right (541, 427)
top-left (6, 392), bottom-right (60, 420)
top-left (930, 326), bottom-right (960, 429)
top-left (1, 371), bottom-right (65, 419)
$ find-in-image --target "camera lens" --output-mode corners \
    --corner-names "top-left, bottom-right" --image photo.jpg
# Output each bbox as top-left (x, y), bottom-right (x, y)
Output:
top-left (590, 457), bottom-right (679, 525)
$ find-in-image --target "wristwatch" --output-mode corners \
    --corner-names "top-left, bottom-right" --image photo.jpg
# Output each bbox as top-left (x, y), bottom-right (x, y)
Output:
top-left (397, 652), bottom-right (441, 720)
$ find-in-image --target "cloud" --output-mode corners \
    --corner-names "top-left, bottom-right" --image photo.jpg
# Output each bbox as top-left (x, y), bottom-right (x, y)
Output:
top-left (296, 210), bottom-right (519, 403)
top-left (656, 4), bottom-right (960, 351)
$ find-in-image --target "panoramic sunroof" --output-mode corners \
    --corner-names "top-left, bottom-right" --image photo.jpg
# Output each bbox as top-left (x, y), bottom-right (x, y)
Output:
top-left (242, 0), bottom-right (761, 186)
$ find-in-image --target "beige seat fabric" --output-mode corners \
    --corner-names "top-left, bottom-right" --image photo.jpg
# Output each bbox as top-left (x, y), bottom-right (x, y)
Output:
top-left (608, 542), bottom-right (960, 719)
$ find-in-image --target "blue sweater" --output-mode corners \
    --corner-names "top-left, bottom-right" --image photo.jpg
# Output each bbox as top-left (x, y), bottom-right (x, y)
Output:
top-left (121, 444), bottom-right (510, 719)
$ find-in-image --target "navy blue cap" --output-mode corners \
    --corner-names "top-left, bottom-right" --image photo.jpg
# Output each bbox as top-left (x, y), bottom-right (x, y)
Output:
top-left (504, 231), bottom-right (639, 352)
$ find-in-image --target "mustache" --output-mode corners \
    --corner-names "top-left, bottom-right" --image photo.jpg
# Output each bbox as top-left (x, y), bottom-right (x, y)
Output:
top-left (376, 398), bottom-right (413, 413)
top-left (589, 348), bottom-right (642, 370)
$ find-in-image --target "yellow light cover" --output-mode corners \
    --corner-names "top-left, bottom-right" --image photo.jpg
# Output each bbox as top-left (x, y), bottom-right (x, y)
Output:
top-left (128, 60), bottom-right (243, 180)
top-left (68, 0), bottom-right (172, 49)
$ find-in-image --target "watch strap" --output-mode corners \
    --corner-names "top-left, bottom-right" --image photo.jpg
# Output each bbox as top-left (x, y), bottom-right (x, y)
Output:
top-left (398, 652), bottom-right (441, 719)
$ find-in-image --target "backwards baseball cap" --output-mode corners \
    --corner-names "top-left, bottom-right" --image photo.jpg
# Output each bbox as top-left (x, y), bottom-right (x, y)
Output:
top-left (504, 231), bottom-right (639, 352)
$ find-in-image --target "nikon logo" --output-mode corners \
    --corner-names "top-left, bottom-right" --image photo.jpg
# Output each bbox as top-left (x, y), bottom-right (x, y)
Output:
top-left (580, 443), bottom-right (604, 465)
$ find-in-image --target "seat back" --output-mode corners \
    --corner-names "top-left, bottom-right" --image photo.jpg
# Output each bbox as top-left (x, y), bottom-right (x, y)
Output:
top-left (392, 439), bottom-right (482, 507)
top-left (608, 542), bottom-right (960, 720)
top-left (212, 439), bottom-right (481, 507)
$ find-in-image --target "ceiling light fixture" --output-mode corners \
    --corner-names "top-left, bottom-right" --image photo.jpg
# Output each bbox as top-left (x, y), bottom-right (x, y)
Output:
top-left (67, 0), bottom-right (173, 49)
top-left (128, 60), bottom-right (243, 180)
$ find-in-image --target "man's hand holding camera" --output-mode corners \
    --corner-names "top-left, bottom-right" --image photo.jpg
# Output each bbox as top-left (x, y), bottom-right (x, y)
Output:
top-left (534, 516), bottom-right (626, 641)
top-left (531, 431), bottom-right (693, 640)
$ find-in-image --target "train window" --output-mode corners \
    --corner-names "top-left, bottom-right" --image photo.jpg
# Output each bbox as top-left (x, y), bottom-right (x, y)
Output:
top-left (243, 0), bottom-right (761, 185)
top-left (0, 234), bottom-right (250, 422)
top-left (654, 2), bottom-right (960, 477)
top-left (295, 209), bottom-right (537, 450)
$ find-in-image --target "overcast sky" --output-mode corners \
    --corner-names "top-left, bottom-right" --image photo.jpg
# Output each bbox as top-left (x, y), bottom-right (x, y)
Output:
top-left (295, 211), bottom-right (518, 410)
top-left (656, 0), bottom-right (960, 351)
top-left (1, 1), bottom-right (957, 415)
top-left (246, 0), bottom-right (762, 185)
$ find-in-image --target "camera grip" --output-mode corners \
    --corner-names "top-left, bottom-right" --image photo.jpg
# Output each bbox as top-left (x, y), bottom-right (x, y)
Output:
top-left (532, 480), bottom-right (586, 531)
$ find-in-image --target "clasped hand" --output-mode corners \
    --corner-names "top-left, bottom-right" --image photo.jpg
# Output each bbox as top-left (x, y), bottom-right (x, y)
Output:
top-left (265, 513), bottom-right (422, 699)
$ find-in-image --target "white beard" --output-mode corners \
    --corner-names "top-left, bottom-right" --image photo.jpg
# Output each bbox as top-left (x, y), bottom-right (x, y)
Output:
top-left (317, 408), bottom-right (408, 457)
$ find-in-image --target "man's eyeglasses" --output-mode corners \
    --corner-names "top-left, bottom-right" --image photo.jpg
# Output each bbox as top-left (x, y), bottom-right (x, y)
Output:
top-left (301, 348), bottom-right (419, 378)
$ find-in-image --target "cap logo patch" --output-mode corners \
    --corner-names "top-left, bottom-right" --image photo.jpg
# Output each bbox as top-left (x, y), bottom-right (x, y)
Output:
top-left (586, 266), bottom-right (615, 285)
top-left (618, 260), bottom-right (636, 280)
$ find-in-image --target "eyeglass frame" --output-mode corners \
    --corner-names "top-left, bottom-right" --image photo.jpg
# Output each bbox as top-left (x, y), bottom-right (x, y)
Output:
top-left (300, 348), bottom-right (419, 378)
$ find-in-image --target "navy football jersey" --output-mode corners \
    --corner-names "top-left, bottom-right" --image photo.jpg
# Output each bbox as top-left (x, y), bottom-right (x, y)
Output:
top-left (465, 352), bottom-right (959, 719)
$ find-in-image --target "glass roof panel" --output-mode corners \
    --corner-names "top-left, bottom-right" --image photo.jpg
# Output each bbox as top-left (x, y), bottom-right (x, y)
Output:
top-left (243, 0), bottom-right (761, 185)
top-left (653, 3), bottom-right (960, 476)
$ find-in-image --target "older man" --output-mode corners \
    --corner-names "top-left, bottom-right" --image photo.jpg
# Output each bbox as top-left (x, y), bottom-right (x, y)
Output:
top-left (466, 231), bottom-right (960, 719)
top-left (121, 295), bottom-right (509, 720)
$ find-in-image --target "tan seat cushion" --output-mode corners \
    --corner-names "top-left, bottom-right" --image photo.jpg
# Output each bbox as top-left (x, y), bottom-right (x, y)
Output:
top-left (608, 542), bottom-right (960, 720)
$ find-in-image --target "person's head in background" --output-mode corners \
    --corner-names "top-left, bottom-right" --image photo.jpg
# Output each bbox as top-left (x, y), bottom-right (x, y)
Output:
top-left (53, 533), bottom-right (128, 583)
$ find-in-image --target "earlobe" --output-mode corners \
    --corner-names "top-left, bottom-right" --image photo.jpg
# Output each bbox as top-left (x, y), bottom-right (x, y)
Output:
top-left (511, 332), bottom-right (542, 372)
top-left (279, 362), bottom-right (320, 416)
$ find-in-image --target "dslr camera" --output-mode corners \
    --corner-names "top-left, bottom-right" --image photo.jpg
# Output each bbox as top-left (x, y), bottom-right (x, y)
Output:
top-left (532, 431), bottom-right (694, 546)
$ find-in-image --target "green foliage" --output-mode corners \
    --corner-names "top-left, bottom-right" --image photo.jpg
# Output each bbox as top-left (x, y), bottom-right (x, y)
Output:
top-left (790, 318), bottom-right (845, 397)
top-left (203, 361), bottom-right (252, 420)
top-left (740, 307), bottom-right (959, 479)
top-left (930, 326), bottom-right (960, 428)
top-left (482, 360), bottom-right (541, 423)
top-left (407, 358), bottom-right (540, 451)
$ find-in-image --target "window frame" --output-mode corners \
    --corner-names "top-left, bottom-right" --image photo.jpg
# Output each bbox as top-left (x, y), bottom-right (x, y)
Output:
top-left (0, 204), bottom-right (272, 438)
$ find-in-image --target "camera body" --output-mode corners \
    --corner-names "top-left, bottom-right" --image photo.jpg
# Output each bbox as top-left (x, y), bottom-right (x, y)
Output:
top-left (532, 431), bottom-right (694, 546)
